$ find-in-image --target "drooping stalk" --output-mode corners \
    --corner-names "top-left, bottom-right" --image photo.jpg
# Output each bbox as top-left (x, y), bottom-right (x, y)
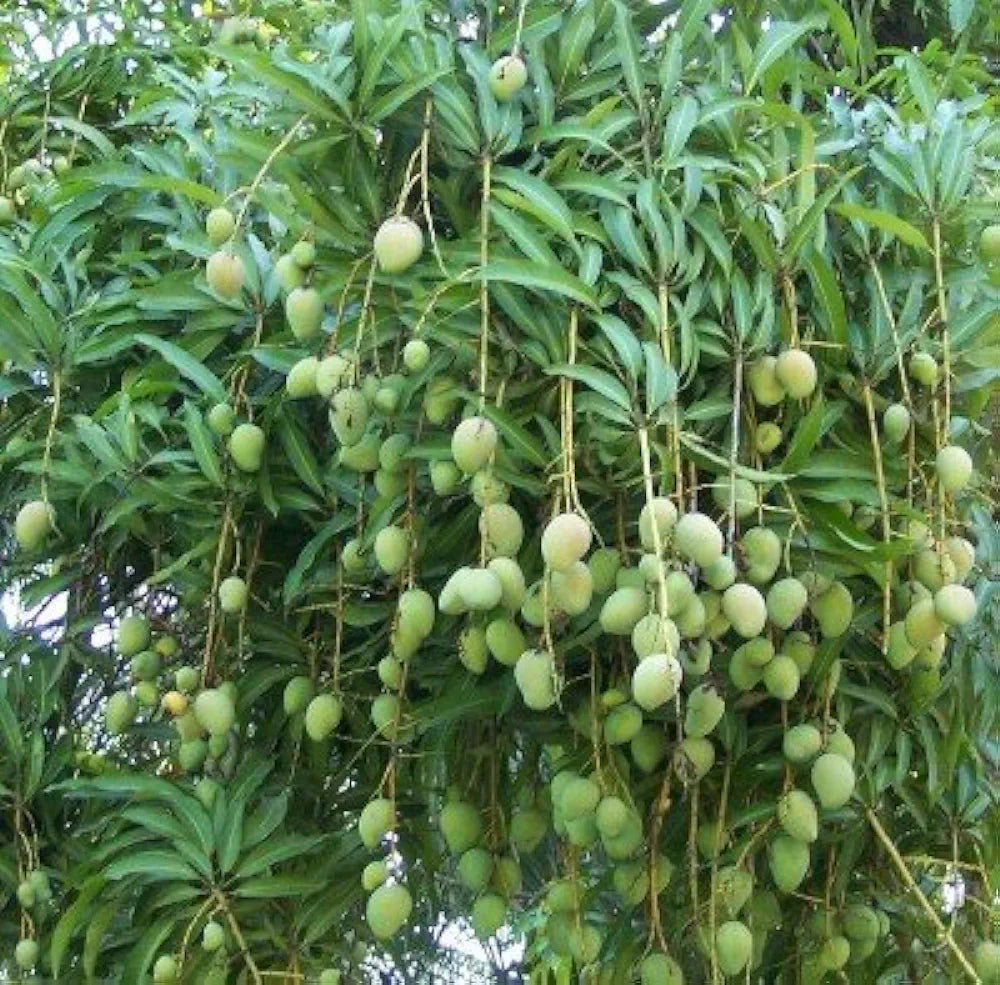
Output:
top-left (40, 369), bottom-right (62, 504)
top-left (479, 153), bottom-right (492, 409)
top-left (419, 97), bottom-right (449, 277)
top-left (862, 381), bottom-right (893, 652)
top-left (728, 345), bottom-right (744, 555)
top-left (659, 281), bottom-right (685, 507)
top-left (231, 114), bottom-right (308, 236)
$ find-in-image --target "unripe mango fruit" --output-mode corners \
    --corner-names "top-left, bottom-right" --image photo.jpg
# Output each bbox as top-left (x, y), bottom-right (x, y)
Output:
top-left (403, 338), bottom-right (430, 372)
top-left (541, 512), bottom-right (592, 571)
top-left (489, 54), bottom-right (528, 101)
top-left (373, 217), bottom-right (423, 273)
top-left (674, 512), bottom-right (724, 568)
top-left (117, 614), bottom-right (150, 656)
top-left (218, 575), bottom-right (248, 613)
top-left (205, 206), bottom-right (235, 246)
top-left (882, 403), bottom-right (910, 443)
top-left (631, 653), bottom-right (682, 711)
top-left (811, 752), bottom-right (854, 809)
top-left (936, 444), bottom-right (973, 493)
top-left (775, 348), bottom-right (817, 399)
top-left (194, 688), bottom-right (236, 737)
top-left (15, 500), bottom-right (54, 550)
top-left (358, 797), bottom-right (395, 849)
top-left (305, 693), bottom-right (342, 740)
top-left (206, 250), bottom-right (244, 298)
top-left (228, 423), bottom-right (265, 472)
top-left (451, 416), bottom-right (497, 474)
top-left (285, 286), bottom-right (323, 341)
top-left (366, 882), bottom-right (412, 939)
top-left (748, 356), bottom-right (785, 406)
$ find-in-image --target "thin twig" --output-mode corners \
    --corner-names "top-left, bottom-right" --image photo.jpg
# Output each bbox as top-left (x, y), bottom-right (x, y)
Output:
top-left (865, 809), bottom-right (981, 983)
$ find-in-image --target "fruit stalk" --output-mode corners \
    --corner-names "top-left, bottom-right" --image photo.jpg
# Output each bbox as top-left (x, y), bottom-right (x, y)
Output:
top-left (931, 219), bottom-right (953, 433)
top-left (868, 258), bottom-right (912, 407)
top-left (688, 785), bottom-right (700, 929)
top-left (781, 273), bottom-right (799, 348)
top-left (40, 369), bottom-right (62, 503)
top-left (214, 889), bottom-right (263, 984)
top-left (232, 114), bottom-right (307, 238)
top-left (658, 281), bottom-right (684, 506)
top-left (352, 258), bottom-right (378, 375)
top-left (727, 345), bottom-right (743, 554)
top-left (202, 502), bottom-right (233, 683)
top-left (0, 119), bottom-right (8, 188)
top-left (636, 427), bottom-right (672, 664)
top-left (234, 310), bottom-right (266, 418)
top-left (67, 92), bottom-right (89, 167)
top-left (512, 0), bottom-right (530, 55)
top-left (178, 895), bottom-right (220, 969)
top-left (931, 218), bottom-right (954, 555)
top-left (708, 761), bottom-right (732, 984)
top-left (479, 153), bottom-right (492, 407)
top-left (861, 380), bottom-right (893, 652)
top-left (647, 771), bottom-right (671, 951)
top-left (419, 97), bottom-right (449, 276)
top-left (866, 809), bottom-right (982, 981)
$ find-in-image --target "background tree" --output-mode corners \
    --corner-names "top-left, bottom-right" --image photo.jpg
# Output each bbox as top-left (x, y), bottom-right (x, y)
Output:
top-left (1, 1), bottom-right (999, 983)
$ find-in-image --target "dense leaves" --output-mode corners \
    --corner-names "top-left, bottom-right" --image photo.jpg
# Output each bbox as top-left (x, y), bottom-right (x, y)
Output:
top-left (1, 2), bottom-right (999, 984)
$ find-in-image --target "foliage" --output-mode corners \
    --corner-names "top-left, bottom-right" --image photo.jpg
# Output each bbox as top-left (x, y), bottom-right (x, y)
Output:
top-left (1, 2), bottom-right (999, 984)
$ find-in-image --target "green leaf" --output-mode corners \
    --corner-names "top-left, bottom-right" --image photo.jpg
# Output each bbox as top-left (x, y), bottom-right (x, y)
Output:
top-left (600, 201), bottom-right (652, 275)
top-left (832, 203), bottom-right (931, 252)
top-left (643, 342), bottom-right (677, 415)
top-left (216, 44), bottom-right (342, 120)
top-left (83, 900), bottom-right (118, 980)
top-left (121, 915), bottom-right (178, 985)
top-left (785, 168), bottom-right (860, 266)
top-left (802, 249), bottom-right (848, 345)
top-left (493, 166), bottom-right (579, 250)
top-left (554, 169), bottom-right (633, 207)
top-left (50, 876), bottom-right (105, 977)
top-left (816, 0), bottom-right (858, 65)
top-left (478, 259), bottom-right (599, 309)
top-left (275, 409), bottom-right (325, 496)
top-left (0, 689), bottom-right (22, 763)
top-left (357, 13), bottom-right (408, 107)
top-left (219, 799), bottom-right (245, 875)
top-left (948, 0), bottom-right (975, 33)
top-left (72, 163), bottom-right (223, 206)
top-left (368, 67), bottom-right (452, 124)
top-left (904, 54), bottom-right (937, 119)
top-left (745, 17), bottom-right (827, 95)
top-left (661, 94), bottom-right (699, 166)
top-left (182, 401), bottom-right (223, 487)
top-left (558, 5), bottom-right (596, 82)
top-left (105, 850), bottom-right (198, 883)
top-left (687, 206), bottom-right (732, 277)
top-left (545, 364), bottom-right (632, 412)
top-left (613, 2), bottom-right (645, 112)
top-left (779, 395), bottom-right (826, 474)
top-left (234, 834), bottom-right (329, 880)
top-left (676, 0), bottom-right (716, 45)
top-left (594, 314), bottom-right (643, 379)
top-left (235, 873), bottom-right (328, 898)
top-left (284, 514), bottom-right (354, 606)
top-left (479, 404), bottom-right (550, 469)
top-left (133, 334), bottom-right (227, 404)
top-left (838, 681), bottom-right (898, 720)
top-left (47, 116), bottom-right (115, 156)
top-left (242, 794), bottom-right (289, 852)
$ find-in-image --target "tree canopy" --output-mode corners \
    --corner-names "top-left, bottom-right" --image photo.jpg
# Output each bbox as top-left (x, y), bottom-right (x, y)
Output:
top-left (1, 2), bottom-right (999, 983)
